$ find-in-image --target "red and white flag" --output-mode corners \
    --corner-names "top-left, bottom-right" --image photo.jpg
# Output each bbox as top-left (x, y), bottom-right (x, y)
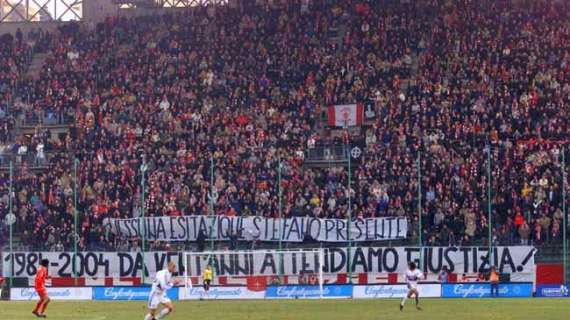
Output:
top-left (327, 103), bottom-right (364, 127)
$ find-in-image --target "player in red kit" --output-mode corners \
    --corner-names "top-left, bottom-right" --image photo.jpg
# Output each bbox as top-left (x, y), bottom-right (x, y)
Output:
top-left (32, 259), bottom-right (50, 318)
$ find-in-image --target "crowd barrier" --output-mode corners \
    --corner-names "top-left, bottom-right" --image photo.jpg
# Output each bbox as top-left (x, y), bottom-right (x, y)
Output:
top-left (535, 284), bottom-right (569, 297)
top-left (265, 285), bottom-right (353, 299)
top-left (10, 287), bottom-right (93, 301)
top-left (8, 282), bottom-right (550, 301)
top-left (92, 287), bottom-right (180, 301)
top-left (440, 283), bottom-right (533, 298)
top-left (179, 287), bottom-right (264, 300)
top-left (352, 284), bottom-right (441, 299)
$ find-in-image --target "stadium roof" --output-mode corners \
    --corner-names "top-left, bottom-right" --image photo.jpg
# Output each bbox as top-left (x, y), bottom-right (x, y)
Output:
top-left (0, 0), bottom-right (228, 23)
top-left (113, 0), bottom-right (229, 8)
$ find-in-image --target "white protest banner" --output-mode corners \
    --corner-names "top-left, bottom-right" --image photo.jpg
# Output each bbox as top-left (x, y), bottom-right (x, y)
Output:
top-left (3, 247), bottom-right (535, 280)
top-left (104, 216), bottom-right (407, 242)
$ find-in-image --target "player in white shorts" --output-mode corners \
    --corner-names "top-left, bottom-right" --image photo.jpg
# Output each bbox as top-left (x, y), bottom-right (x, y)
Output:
top-left (400, 262), bottom-right (424, 311)
top-left (144, 261), bottom-right (179, 320)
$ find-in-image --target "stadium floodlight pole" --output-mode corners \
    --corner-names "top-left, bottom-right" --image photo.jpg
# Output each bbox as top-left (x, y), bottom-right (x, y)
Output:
top-left (73, 158), bottom-right (79, 286)
top-left (140, 160), bottom-right (148, 285)
top-left (208, 156), bottom-right (216, 255)
top-left (9, 161), bottom-right (13, 288)
top-left (562, 147), bottom-right (567, 284)
top-left (278, 157), bottom-right (283, 251)
top-left (417, 150), bottom-right (422, 270)
top-left (487, 146), bottom-right (493, 262)
top-left (277, 157), bottom-right (284, 282)
top-left (346, 124), bottom-right (352, 284)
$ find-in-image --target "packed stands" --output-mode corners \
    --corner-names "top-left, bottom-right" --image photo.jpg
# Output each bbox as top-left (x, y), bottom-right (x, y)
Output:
top-left (0, 0), bottom-right (568, 251)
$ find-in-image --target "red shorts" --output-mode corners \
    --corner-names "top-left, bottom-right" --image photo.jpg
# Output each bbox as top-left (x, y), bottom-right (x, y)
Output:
top-left (35, 288), bottom-right (48, 299)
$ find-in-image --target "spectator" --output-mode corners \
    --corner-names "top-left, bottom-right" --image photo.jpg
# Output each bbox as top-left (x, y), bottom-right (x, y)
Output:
top-left (197, 229), bottom-right (206, 252)
top-left (489, 266), bottom-right (500, 297)
top-left (229, 230), bottom-right (238, 251)
top-left (518, 222), bottom-right (531, 245)
top-left (438, 266), bottom-right (449, 283)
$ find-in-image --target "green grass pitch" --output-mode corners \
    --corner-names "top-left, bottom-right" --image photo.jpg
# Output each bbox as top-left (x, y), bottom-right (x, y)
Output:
top-left (2, 299), bottom-right (569, 320)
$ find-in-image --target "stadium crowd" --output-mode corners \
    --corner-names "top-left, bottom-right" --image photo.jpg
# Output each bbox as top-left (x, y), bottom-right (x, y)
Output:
top-left (0, 0), bottom-right (569, 251)
top-left (0, 30), bottom-right (34, 145)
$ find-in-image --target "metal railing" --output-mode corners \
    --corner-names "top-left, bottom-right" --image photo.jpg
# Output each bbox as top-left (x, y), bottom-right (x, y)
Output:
top-left (19, 110), bottom-right (74, 127)
top-left (305, 145), bottom-right (348, 162)
top-left (0, 152), bottom-right (50, 169)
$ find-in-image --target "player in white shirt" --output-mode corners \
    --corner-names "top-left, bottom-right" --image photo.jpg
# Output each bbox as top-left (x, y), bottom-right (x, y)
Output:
top-left (144, 261), bottom-right (180, 320)
top-left (400, 262), bottom-right (424, 311)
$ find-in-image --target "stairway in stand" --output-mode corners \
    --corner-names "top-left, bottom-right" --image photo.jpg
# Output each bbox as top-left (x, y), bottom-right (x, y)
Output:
top-left (24, 53), bottom-right (49, 80)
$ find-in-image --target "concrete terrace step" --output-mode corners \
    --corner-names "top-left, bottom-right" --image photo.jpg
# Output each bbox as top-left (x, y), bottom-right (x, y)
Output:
top-left (25, 53), bottom-right (49, 79)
